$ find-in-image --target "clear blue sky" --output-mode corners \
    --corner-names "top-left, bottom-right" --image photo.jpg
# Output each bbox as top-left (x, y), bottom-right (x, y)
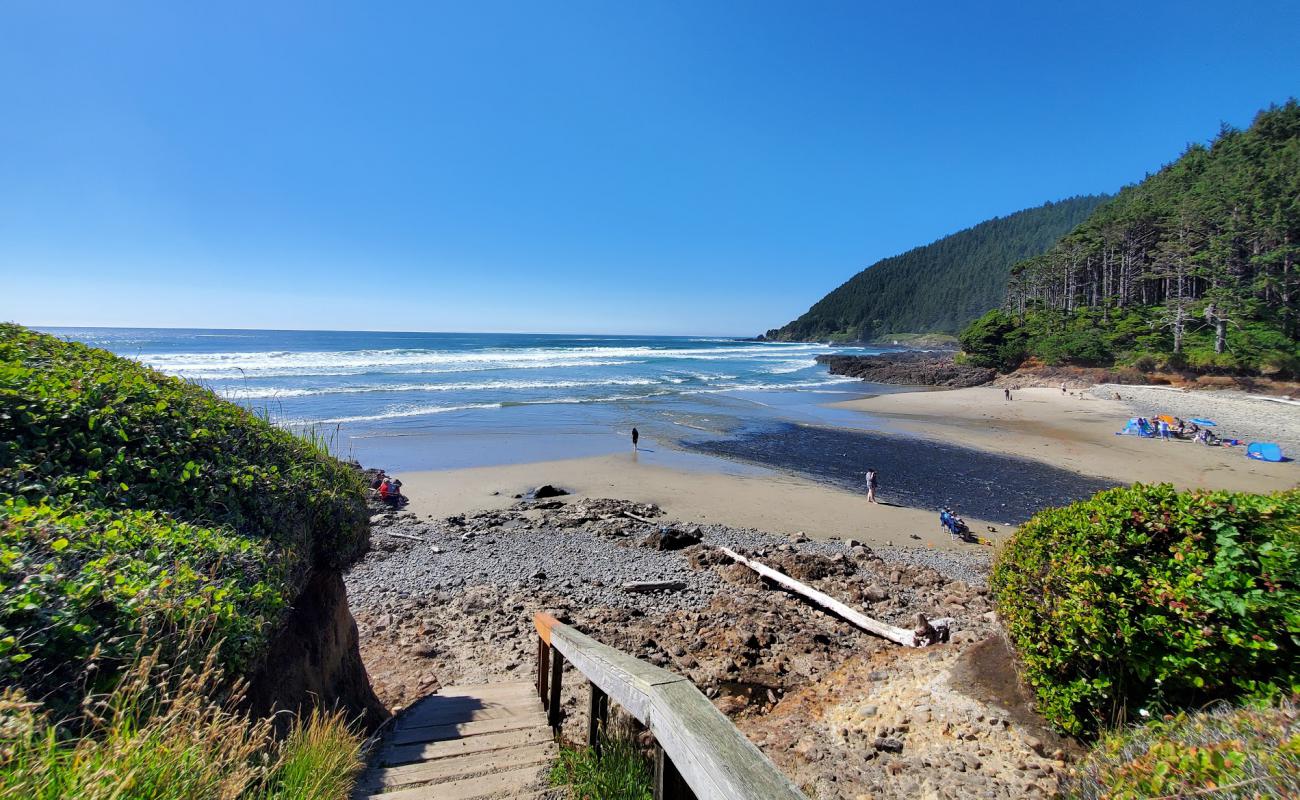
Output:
top-left (2, 1), bottom-right (1298, 336)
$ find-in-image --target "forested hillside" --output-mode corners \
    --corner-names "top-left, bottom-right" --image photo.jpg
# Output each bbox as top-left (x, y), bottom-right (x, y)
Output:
top-left (765, 195), bottom-right (1106, 341)
top-left (962, 100), bottom-right (1300, 375)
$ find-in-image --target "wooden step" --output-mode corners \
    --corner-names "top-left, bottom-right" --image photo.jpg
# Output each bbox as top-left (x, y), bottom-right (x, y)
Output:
top-left (396, 697), bottom-right (540, 729)
top-left (364, 763), bottom-right (547, 799)
top-left (387, 712), bottom-right (548, 746)
top-left (368, 741), bottom-right (556, 790)
top-left (382, 726), bottom-right (553, 767)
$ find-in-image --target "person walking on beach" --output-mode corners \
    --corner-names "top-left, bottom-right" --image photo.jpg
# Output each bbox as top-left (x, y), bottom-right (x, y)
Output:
top-left (631, 427), bottom-right (640, 450)
top-left (1061, 381), bottom-right (1068, 395)
top-left (865, 468), bottom-right (879, 504)
top-left (1004, 388), bottom-right (1012, 401)
top-left (1159, 419), bottom-right (1171, 441)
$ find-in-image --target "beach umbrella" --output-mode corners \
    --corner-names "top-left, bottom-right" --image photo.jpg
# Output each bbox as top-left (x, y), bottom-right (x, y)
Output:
top-left (1156, 414), bottom-right (1177, 424)
top-left (1190, 418), bottom-right (1217, 426)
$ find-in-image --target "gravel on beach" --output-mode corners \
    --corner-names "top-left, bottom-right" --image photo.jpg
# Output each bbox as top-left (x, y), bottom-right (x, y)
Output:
top-left (345, 498), bottom-right (993, 618)
top-left (1095, 384), bottom-right (1300, 454)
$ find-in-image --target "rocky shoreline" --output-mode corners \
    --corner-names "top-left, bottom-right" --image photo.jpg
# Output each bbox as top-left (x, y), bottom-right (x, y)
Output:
top-left (346, 494), bottom-right (1070, 799)
top-left (817, 352), bottom-right (995, 388)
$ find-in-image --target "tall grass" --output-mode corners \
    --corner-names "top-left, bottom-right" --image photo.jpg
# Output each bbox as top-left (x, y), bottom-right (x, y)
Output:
top-left (0, 644), bottom-right (365, 800)
top-left (549, 733), bottom-right (652, 800)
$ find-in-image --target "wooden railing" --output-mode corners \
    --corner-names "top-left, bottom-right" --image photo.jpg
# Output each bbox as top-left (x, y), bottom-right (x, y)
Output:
top-left (534, 612), bottom-right (808, 800)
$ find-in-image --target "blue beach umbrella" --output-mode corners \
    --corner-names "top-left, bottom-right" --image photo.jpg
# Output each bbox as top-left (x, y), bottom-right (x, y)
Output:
top-left (1190, 418), bottom-right (1217, 426)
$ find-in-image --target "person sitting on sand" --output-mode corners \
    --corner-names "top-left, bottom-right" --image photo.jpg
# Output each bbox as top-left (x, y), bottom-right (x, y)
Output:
top-left (865, 468), bottom-right (879, 504)
top-left (370, 471), bottom-right (386, 490)
top-left (378, 478), bottom-right (391, 501)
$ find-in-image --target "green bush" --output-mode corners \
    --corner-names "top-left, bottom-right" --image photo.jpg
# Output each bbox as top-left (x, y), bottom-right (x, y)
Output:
top-left (1062, 702), bottom-right (1300, 799)
top-left (991, 484), bottom-right (1300, 737)
top-left (0, 324), bottom-right (370, 713)
top-left (0, 503), bottom-right (286, 705)
top-left (958, 309), bottom-right (1026, 371)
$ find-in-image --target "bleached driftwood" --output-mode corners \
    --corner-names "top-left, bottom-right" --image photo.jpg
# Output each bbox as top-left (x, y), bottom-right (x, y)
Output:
top-left (387, 531), bottom-right (425, 542)
top-left (621, 510), bottom-right (657, 525)
top-left (718, 546), bottom-right (951, 647)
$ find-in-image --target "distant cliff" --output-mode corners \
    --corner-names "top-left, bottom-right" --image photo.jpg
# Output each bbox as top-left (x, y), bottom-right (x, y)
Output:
top-left (766, 195), bottom-right (1106, 342)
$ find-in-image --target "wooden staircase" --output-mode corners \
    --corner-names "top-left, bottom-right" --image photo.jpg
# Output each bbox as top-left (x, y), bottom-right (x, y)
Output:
top-left (356, 681), bottom-right (557, 800)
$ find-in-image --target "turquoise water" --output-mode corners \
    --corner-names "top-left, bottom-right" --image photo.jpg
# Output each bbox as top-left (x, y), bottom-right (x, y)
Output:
top-left (45, 328), bottom-right (893, 470)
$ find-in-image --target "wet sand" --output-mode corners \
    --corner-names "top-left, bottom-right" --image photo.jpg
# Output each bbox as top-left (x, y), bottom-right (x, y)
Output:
top-left (832, 386), bottom-right (1295, 493)
top-left (397, 452), bottom-right (1010, 550)
top-left (689, 422), bottom-right (1117, 523)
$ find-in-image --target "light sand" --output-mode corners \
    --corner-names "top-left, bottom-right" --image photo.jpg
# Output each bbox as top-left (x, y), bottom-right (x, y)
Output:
top-left (397, 453), bottom-right (1007, 550)
top-left (834, 386), bottom-right (1295, 493)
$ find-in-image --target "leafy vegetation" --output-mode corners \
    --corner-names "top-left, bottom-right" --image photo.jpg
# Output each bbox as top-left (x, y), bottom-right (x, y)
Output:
top-left (0, 324), bottom-right (372, 797)
top-left (991, 484), bottom-right (1300, 737)
top-left (765, 195), bottom-right (1106, 341)
top-left (0, 643), bottom-right (364, 800)
top-left (965, 100), bottom-right (1300, 375)
top-left (1063, 702), bottom-right (1300, 800)
top-left (549, 734), bottom-right (653, 800)
top-left (0, 323), bottom-right (369, 712)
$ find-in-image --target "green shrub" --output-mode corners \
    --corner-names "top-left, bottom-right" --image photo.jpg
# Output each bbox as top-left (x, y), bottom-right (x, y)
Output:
top-left (0, 324), bottom-right (369, 574)
top-left (0, 503), bottom-right (286, 707)
top-left (1062, 702), bottom-right (1300, 799)
top-left (0, 323), bottom-right (369, 713)
top-left (992, 484), bottom-right (1300, 736)
top-left (958, 310), bottom-right (1026, 371)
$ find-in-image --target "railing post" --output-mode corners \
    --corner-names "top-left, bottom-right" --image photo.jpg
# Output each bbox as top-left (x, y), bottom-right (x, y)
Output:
top-left (653, 742), bottom-right (695, 800)
top-left (547, 648), bottom-right (565, 731)
top-left (587, 681), bottom-right (608, 755)
top-left (537, 638), bottom-right (550, 707)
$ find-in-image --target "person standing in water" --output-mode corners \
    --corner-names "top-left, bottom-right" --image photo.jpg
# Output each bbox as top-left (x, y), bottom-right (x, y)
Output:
top-left (631, 427), bottom-right (640, 450)
top-left (865, 468), bottom-right (879, 504)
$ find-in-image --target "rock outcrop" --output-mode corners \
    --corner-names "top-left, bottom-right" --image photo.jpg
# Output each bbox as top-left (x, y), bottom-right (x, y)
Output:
top-left (817, 353), bottom-right (995, 388)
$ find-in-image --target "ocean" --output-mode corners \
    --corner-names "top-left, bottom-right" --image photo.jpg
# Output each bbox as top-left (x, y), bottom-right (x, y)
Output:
top-left (44, 328), bottom-right (891, 471)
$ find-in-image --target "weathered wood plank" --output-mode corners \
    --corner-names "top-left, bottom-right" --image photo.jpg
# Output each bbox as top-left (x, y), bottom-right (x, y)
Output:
top-left (649, 679), bottom-right (805, 800)
top-left (381, 727), bottom-right (553, 767)
top-left (397, 698), bottom-right (540, 729)
top-left (364, 763), bottom-right (546, 800)
top-left (370, 741), bottom-right (556, 789)
top-left (388, 712), bottom-right (548, 745)
top-left (719, 546), bottom-right (918, 646)
top-left (538, 613), bottom-right (808, 800)
top-left (548, 624), bottom-right (685, 724)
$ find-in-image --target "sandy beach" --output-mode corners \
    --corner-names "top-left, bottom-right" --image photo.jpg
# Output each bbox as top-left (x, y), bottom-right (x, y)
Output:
top-left (389, 384), bottom-right (1294, 554)
top-left (397, 452), bottom-right (1010, 549)
top-left (833, 386), bottom-right (1295, 493)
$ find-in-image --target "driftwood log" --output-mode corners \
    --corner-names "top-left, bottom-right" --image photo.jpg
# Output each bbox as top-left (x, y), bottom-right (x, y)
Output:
top-left (718, 546), bottom-right (952, 647)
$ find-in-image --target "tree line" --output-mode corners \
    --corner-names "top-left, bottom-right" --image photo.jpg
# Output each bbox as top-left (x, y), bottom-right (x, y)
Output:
top-left (964, 101), bottom-right (1300, 375)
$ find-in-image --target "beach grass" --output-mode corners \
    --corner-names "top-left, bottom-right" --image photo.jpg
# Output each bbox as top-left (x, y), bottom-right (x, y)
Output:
top-left (549, 733), bottom-right (653, 800)
top-left (0, 642), bottom-right (365, 800)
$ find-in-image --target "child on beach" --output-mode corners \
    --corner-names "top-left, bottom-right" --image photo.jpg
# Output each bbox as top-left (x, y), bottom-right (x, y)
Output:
top-left (865, 469), bottom-right (879, 504)
top-left (631, 427), bottom-right (640, 450)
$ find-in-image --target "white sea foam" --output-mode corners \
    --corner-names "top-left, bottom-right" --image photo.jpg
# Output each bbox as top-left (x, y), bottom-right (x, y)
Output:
top-left (218, 377), bottom-right (662, 400)
top-left (140, 343), bottom-right (833, 378)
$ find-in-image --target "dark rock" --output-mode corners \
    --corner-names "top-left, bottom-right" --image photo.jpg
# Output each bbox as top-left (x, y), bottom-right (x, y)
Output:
top-left (529, 484), bottom-right (569, 499)
top-left (873, 737), bottom-right (905, 753)
top-left (641, 526), bottom-right (703, 551)
top-left (817, 352), bottom-right (994, 388)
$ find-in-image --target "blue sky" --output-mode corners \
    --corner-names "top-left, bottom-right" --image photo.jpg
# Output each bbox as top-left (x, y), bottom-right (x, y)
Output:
top-left (2, 1), bottom-right (1298, 336)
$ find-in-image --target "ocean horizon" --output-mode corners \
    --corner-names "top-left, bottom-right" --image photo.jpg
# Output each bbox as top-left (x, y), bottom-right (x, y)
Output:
top-left (44, 326), bottom-right (893, 471)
